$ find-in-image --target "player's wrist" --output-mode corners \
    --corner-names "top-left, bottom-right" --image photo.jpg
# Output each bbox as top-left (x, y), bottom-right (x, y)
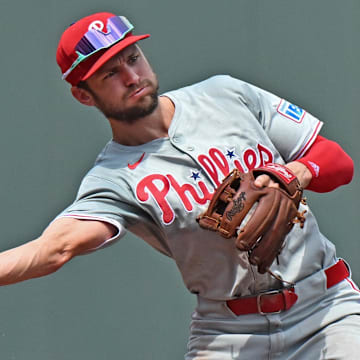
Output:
top-left (284, 161), bottom-right (312, 189)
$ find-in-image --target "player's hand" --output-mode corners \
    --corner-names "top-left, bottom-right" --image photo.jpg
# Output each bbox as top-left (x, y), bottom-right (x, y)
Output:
top-left (254, 162), bottom-right (312, 189)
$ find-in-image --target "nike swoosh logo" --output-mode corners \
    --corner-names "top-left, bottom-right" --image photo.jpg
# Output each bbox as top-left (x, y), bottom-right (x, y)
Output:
top-left (128, 152), bottom-right (145, 170)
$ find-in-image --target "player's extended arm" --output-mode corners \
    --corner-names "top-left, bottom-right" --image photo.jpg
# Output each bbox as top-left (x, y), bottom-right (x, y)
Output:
top-left (0, 218), bottom-right (116, 286)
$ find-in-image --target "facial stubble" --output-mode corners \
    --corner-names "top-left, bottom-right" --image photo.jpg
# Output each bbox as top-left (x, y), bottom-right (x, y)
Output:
top-left (91, 79), bottom-right (159, 124)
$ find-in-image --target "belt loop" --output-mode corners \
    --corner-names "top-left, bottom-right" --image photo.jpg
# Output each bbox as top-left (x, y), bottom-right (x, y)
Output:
top-left (283, 288), bottom-right (298, 310)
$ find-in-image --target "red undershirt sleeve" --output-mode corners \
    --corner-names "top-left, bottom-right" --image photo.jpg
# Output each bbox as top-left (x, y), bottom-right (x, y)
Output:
top-left (295, 135), bottom-right (354, 193)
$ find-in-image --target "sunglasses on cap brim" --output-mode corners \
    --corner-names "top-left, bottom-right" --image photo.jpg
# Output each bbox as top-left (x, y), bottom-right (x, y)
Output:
top-left (62, 16), bottom-right (134, 80)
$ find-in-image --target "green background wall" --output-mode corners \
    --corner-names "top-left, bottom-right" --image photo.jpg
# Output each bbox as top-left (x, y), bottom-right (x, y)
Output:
top-left (0, 0), bottom-right (359, 359)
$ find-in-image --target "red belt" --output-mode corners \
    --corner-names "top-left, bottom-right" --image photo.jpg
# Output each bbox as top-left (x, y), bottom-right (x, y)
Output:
top-left (226, 259), bottom-right (349, 316)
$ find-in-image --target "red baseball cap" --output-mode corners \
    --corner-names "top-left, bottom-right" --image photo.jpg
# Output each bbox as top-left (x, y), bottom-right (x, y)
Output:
top-left (56, 12), bottom-right (150, 86)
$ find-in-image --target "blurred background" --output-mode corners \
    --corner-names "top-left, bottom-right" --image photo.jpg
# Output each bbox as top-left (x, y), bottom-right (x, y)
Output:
top-left (0, 0), bottom-right (359, 358)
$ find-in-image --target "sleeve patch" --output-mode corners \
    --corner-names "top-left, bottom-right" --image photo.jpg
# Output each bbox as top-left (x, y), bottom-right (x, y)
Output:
top-left (277, 99), bottom-right (306, 123)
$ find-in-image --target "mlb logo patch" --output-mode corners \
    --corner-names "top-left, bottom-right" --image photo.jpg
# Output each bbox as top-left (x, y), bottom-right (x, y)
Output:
top-left (277, 99), bottom-right (306, 123)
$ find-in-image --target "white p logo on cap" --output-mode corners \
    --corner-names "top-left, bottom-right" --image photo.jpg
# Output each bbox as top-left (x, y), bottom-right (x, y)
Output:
top-left (88, 20), bottom-right (105, 31)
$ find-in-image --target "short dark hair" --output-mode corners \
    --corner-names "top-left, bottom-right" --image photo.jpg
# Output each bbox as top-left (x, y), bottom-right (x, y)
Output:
top-left (77, 80), bottom-right (91, 91)
top-left (76, 80), bottom-right (98, 99)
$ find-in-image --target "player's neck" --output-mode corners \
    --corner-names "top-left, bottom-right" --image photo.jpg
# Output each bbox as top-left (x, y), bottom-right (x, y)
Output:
top-left (110, 96), bottom-right (175, 146)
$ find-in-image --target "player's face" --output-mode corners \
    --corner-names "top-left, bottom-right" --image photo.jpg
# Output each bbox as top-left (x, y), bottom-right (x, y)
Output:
top-left (83, 45), bottom-right (159, 123)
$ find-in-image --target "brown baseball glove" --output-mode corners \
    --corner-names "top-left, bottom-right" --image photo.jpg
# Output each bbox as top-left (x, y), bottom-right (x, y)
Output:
top-left (197, 163), bottom-right (306, 274)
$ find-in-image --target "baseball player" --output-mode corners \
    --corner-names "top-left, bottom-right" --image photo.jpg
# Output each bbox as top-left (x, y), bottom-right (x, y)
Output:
top-left (1, 11), bottom-right (360, 359)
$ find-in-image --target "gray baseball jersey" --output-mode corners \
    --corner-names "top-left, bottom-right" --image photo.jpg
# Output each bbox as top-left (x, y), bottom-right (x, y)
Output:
top-left (58, 75), bottom-right (360, 359)
top-left (57, 74), bottom-right (334, 298)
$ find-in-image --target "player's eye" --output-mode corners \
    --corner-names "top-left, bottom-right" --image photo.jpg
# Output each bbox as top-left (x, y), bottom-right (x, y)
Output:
top-left (103, 71), bottom-right (116, 80)
top-left (128, 54), bottom-right (139, 64)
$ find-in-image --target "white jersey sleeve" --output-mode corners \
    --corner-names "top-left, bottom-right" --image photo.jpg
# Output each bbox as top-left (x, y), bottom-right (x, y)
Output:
top-left (223, 76), bottom-right (323, 161)
top-left (56, 175), bottom-right (128, 250)
top-left (56, 164), bottom-right (173, 257)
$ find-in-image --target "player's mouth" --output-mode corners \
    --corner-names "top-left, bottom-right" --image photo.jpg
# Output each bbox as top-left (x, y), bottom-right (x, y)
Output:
top-left (128, 85), bottom-right (150, 100)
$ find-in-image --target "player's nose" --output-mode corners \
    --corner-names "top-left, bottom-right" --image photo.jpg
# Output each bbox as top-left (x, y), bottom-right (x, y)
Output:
top-left (121, 66), bottom-right (140, 87)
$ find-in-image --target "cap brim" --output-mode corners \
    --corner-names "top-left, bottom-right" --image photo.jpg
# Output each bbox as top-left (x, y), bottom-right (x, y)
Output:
top-left (81, 34), bottom-right (150, 81)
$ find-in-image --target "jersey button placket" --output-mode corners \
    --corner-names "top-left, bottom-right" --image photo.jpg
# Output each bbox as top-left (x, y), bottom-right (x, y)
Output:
top-left (170, 136), bottom-right (197, 164)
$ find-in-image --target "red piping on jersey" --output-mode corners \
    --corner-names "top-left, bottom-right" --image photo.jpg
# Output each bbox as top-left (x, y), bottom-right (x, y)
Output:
top-left (346, 278), bottom-right (360, 293)
top-left (294, 121), bottom-right (322, 160)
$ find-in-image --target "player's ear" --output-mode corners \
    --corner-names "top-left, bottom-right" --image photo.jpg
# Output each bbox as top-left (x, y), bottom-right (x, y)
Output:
top-left (71, 86), bottom-right (96, 107)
